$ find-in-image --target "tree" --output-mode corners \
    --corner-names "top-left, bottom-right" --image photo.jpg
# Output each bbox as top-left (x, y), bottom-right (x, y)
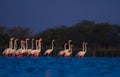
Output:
top-left (7, 26), bottom-right (32, 39)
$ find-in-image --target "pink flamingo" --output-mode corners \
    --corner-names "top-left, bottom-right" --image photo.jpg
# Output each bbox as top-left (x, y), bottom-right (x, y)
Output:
top-left (44, 40), bottom-right (55, 56)
top-left (17, 40), bottom-right (26, 56)
top-left (32, 38), bottom-right (42, 57)
top-left (24, 38), bottom-right (35, 55)
top-left (21, 38), bottom-right (30, 55)
top-left (17, 38), bottom-right (29, 56)
top-left (76, 42), bottom-right (88, 57)
top-left (27, 39), bottom-right (38, 56)
top-left (58, 43), bottom-right (67, 56)
top-left (15, 40), bottom-right (25, 56)
top-left (2, 38), bottom-right (14, 56)
top-left (64, 40), bottom-right (72, 56)
top-left (28, 38), bottom-right (42, 57)
top-left (64, 45), bottom-right (73, 57)
top-left (9, 38), bottom-right (18, 56)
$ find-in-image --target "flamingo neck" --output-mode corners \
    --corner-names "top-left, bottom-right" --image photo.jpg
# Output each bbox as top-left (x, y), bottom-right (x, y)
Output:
top-left (35, 41), bottom-right (38, 50)
top-left (64, 44), bottom-right (67, 50)
top-left (9, 39), bottom-right (13, 49)
top-left (68, 41), bottom-right (71, 50)
top-left (70, 45), bottom-right (72, 53)
top-left (31, 39), bottom-right (34, 49)
top-left (22, 41), bottom-right (25, 50)
top-left (23, 43), bottom-right (25, 50)
top-left (38, 42), bottom-right (41, 51)
top-left (26, 40), bottom-right (28, 50)
top-left (51, 40), bottom-right (54, 50)
top-left (14, 40), bottom-right (18, 50)
top-left (82, 43), bottom-right (85, 52)
top-left (84, 43), bottom-right (87, 52)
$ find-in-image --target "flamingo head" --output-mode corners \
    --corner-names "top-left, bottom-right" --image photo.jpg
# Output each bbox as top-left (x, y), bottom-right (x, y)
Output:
top-left (38, 38), bottom-right (42, 44)
top-left (83, 42), bottom-right (85, 44)
top-left (52, 40), bottom-right (55, 42)
top-left (68, 40), bottom-right (72, 42)
top-left (10, 37), bottom-right (14, 40)
top-left (26, 38), bottom-right (30, 41)
top-left (39, 38), bottom-right (42, 42)
top-left (64, 43), bottom-right (67, 45)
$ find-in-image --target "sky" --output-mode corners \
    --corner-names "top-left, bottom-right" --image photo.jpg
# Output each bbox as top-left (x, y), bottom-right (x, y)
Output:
top-left (0, 0), bottom-right (120, 33)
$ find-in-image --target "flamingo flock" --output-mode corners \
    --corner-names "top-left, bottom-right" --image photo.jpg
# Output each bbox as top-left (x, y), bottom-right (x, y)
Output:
top-left (2, 38), bottom-right (88, 57)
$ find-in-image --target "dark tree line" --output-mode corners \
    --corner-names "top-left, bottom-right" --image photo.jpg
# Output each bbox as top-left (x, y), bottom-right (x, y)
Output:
top-left (0, 20), bottom-right (120, 57)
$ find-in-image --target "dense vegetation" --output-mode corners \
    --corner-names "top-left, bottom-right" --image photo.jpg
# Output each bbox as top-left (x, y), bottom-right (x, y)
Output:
top-left (0, 20), bottom-right (120, 57)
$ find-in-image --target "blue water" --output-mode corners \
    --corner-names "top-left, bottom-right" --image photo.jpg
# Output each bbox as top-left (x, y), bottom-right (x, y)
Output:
top-left (0, 56), bottom-right (120, 77)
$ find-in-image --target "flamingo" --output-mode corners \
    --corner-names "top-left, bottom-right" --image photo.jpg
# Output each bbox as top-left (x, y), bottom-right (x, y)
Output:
top-left (23, 38), bottom-right (30, 55)
top-left (9, 38), bottom-right (18, 56)
top-left (2, 38), bottom-right (14, 56)
top-left (64, 40), bottom-right (72, 56)
top-left (15, 40), bottom-right (25, 56)
top-left (25, 38), bottom-right (35, 54)
top-left (38, 38), bottom-right (42, 49)
top-left (58, 43), bottom-right (67, 56)
top-left (80, 42), bottom-right (88, 57)
top-left (64, 45), bottom-right (73, 57)
top-left (17, 38), bottom-right (29, 56)
top-left (16, 40), bottom-right (26, 56)
top-left (76, 42), bottom-right (85, 57)
top-left (24, 38), bottom-right (35, 55)
top-left (32, 38), bottom-right (42, 57)
top-left (44, 40), bottom-right (55, 56)
top-left (18, 38), bottom-right (29, 56)
top-left (27, 39), bottom-right (39, 56)
top-left (28, 38), bottom-right (42, 57)
top-left (76, 42), bottom-right (88, 57)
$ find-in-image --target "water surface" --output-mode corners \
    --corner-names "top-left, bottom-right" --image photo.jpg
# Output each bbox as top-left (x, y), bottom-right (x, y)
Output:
top-left (0, 56), bottom-right (120, 77)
